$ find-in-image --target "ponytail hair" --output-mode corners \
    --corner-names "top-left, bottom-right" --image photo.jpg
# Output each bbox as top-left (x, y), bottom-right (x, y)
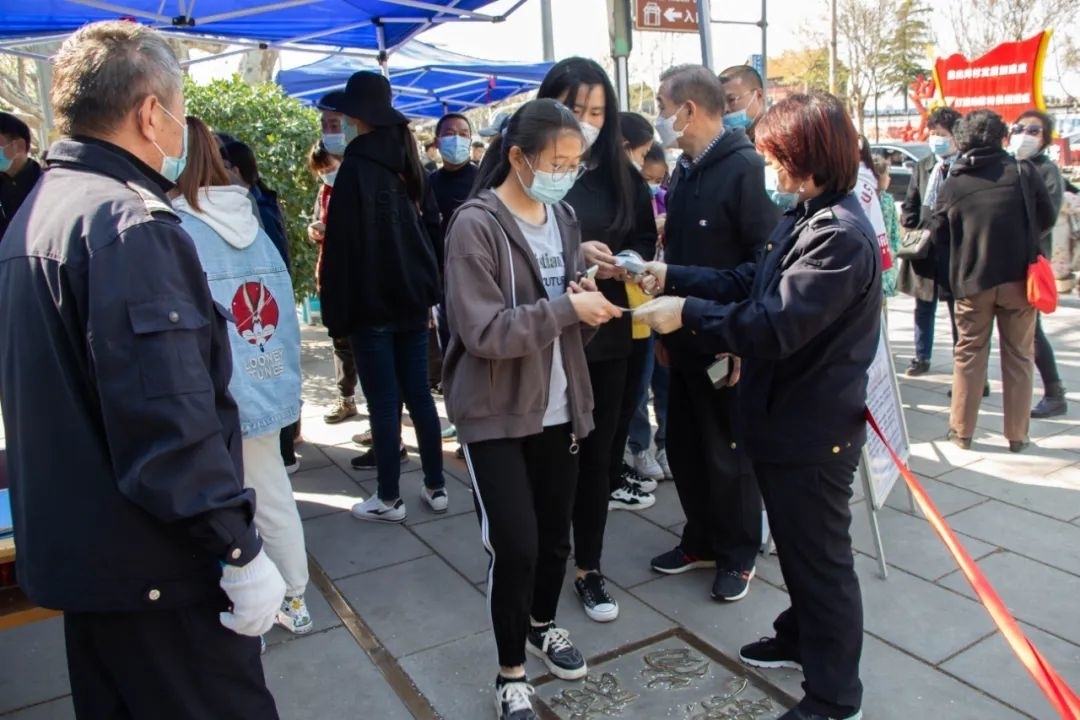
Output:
top-left (471, 98), bottom-right (582, 196)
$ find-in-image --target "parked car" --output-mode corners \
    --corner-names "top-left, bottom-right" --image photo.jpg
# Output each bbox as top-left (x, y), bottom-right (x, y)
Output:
top-left (870, 142), bottom-right (932, 199)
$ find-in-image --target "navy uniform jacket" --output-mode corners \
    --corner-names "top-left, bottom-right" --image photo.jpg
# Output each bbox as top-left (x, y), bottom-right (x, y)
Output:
top-left (0, 138), bottom-right (261, 612)
top-left (668, 191), bottom-right (882, 465)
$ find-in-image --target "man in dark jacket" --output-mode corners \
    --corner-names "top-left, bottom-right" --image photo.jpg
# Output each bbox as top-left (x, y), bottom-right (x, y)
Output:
top-left (648, 64), bottom-right (780, 602)
top-left (0, 22), bottom-right (283, 719)
top-left (0, 112), bottom-right (43, 241)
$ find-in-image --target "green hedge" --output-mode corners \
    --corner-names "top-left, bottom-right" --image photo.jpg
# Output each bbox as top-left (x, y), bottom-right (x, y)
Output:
top-left (184, 75), bottom-right (321, 299)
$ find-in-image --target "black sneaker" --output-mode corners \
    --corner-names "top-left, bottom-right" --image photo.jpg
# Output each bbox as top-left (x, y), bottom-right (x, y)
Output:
top-left (712, 566), bottom-right (755, 601)
top-left (905, 358), bottom-right (930, 377)
top-left (351, 445), bottom-right (408, 470)
top-left (650, 546), bottom-right (716, 575)
top-left (574, 573), bottom-right (619, 623)
top-left (525, 623), bottom-right (587, 680)
top-left (1031, 389), bottom-right (1067, 419)
top-left (1009, 439), bottom-right (1031, 454)
top-left (739, 637), bottom-right (802, 670)
top-left (779, 707), bottom-right (862, 720)
top-left (494, 675), bottom-right (536, 720)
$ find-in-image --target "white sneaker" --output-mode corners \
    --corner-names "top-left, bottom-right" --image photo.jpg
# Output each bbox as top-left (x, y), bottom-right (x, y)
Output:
top-left (284, 459), bottom-right (300, 475)
top-left (608, 482), bottom-right (656, 511)
top-left (494, 677), bottom-right (536, 720)
top-left (351, 495), bottom-right (406, 523)
top-left (620, 463), bottom-right (658, 494)
top-left (622, 444), bottom-right (635, 468)
top-left (420, 486), bottom-right (449, 513)
top-left (276, 595), bottom-right (313, 634)
top-left (632, 449), bottom-right (664, 481)
top-left (655, 448), bottom-right (672, 480)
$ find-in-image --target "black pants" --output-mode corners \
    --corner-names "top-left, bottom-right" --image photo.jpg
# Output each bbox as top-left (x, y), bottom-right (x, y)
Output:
top-left (463, 424), bottom-right (579, 668)
top-left (608, 340), bottom-right (651, 493)
top-left (573, 357), bottom-right (628, 572)
top-left (667, 365), bottom-right (760, 571)
top-left (757, 457), bottom-right (863, 717)
top-left (1034, 314), bottom-right (1061, 388)
top-left (332, 335), bottom-right (357, 397)
top-left (64, 600), bottom-right (279, 720)
top-left (279, 422), bottom-right (297, 464)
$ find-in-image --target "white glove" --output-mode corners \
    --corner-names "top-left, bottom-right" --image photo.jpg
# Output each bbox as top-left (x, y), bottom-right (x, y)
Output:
top-left (219, 548), bottom-right (286, 637)
top-left (633, 295), bottom-right (686, 334)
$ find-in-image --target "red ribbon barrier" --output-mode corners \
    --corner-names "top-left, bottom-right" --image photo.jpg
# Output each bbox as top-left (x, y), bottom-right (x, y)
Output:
top-left (865, 408), bottom-right (1080, 720)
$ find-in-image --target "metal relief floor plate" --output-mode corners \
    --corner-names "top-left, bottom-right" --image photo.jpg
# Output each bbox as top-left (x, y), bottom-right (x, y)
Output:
top-left (533, 630), bottom-right (794, 720)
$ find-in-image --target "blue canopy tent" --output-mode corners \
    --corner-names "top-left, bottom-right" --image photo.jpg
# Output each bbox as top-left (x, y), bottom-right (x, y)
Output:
top-left (277, 42), bottom-right (551, 118)
top-left (0, 1), bottom-right (526, 60)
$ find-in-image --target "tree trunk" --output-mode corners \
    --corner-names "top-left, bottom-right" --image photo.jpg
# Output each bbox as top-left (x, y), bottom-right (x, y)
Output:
top-left (239, 49), bottom-right (281, 86)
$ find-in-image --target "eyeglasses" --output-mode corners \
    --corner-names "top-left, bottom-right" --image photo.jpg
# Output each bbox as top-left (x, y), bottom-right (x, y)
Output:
top-left (525, 156), bottom-right (586, 182)
top-left (1011, 124), bottom-right (1043, 137)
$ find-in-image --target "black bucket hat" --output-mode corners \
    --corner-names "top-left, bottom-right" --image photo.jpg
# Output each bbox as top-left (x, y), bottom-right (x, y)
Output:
top-left (316, 90), bottom-right (347, 112)
top-left (335, 71), bottom-right (407, 126)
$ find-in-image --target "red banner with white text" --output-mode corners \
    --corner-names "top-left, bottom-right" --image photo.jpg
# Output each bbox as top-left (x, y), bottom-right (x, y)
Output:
top-left (933, 32), bottom-right (1052, 122)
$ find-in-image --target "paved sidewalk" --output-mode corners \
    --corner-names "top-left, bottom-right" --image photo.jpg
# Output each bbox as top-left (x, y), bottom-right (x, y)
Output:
top-left (1, 295), bottom-right (1079, 719)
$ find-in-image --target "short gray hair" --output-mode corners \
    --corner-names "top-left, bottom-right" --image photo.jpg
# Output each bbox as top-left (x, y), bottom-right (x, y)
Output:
top-left (51, 21), bottom-right (183, 136)
top-left (659, 64), bottom-right (725, 117)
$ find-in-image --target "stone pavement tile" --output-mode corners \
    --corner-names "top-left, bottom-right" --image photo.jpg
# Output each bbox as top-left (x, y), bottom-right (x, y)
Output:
top-left (630, 569), bottom-right (791, 661)
top-left (288, 461), bottom-right (364, 521)
top-left (854, 555), bottom-right (993, 665)
top-left (906, 437), bottom-right (984, 479)
top-left (974, 409), bottom-right (1080, 442)
top-left (850, 504), bottom-right (996, 582)
top-left (634, 481), bottom-right (684, 530)
top-left (944, 500), bottom-right (1080, 576)
top-left (264, 627), bottom-right (412, 720)
top-left (292, 441), bottom-right (333, 471)
top-left (750, 549), bottom-right (785, 590)
top-left (939, 551), bottom-right (1080, 646)
top-left (397, 631), bottom-right (499, 720)
top-left (884, 473), bottom-right (987, 518)
top-left (0, 699), bottom-right (74, 720)
top-left (302, 412), bottom-right (378, 447)
top-left (897, 385), bottom-right (952, 415)
top-left (0, 617), bottom-right (69, 715)
top-left (525, 573), bottom-right (678, 680)
top-left (336, 554), bottom-right (487, 658)
top-left (1036, 426), bottom-right (1080, 455)
top-left (265, 582), bottom-right (342, 647)
top-left (318, 441), bottom-right (425, 480)
top-left (936, 459), bottom-right (1080, 522)
top-left (409, 511), bottom-right (488, 584)
top-left (903, 408), bottom-right (952, 443)
top-left (588, 510), bottom-right (679, 589)
top-left (357, 474), bottom-right (475, 527)
top-left (303, 511), bottom-right (431, 580)
top-left (858, 634), bottom-right (1029, 719)
top-left (941, 621), bottom-right (1080, 719)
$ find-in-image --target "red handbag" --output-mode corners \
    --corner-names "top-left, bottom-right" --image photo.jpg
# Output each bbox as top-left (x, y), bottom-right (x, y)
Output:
top-left (1017, 160), bottom-right (1058, 314)
top-left (1027, 255), bottom-right (1058, 313)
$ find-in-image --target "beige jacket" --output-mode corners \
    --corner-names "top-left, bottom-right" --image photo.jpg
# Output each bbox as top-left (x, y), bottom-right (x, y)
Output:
top-left (442, 189), bottom-right (595, 445)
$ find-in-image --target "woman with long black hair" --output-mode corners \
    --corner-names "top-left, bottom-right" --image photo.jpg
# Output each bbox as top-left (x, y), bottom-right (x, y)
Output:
top-left (444, 98), bottom-right (621, 720)
top-left (319, 72), bottom-right (448, 523)
top-left (537, 58), bottom-right (658, 624)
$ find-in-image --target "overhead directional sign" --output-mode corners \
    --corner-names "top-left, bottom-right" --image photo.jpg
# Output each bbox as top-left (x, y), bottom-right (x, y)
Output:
top-left (634, 0), bottom-right (699, 33)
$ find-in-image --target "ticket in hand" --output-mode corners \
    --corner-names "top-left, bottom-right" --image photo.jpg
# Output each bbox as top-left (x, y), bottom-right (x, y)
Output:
top-left (614, 250), bottom-right (647, 276)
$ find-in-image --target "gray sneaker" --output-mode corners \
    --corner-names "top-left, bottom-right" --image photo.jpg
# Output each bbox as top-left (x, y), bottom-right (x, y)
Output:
top-left (525, 623), bottom-right (586, 680)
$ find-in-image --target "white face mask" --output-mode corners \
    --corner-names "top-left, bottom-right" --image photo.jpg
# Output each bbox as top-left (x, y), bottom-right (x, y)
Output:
top-left (1009, 132), bottom-right (1041, 161)
top-left (579, 121), bottom-right (601, 150)
top-left (655, 106), bottom-right (685, 149)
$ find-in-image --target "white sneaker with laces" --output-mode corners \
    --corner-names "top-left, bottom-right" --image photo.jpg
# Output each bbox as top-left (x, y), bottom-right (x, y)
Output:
top-left (494, 677), bottom-right (536, 720)
top-left (421, 486), bottom-right (449, 513)
top-left (276, 595), bottom-right (313, 634)
top-left (351, 495), bottom-right (406, 523)
top-left (632, 449), bottom-right (664, 481)
top-left (608, 482), bottom-right (656, 511)
top-left (655, 448), bottom-right (672, 480)
top-left (621, 464), bottom-right (658, 494)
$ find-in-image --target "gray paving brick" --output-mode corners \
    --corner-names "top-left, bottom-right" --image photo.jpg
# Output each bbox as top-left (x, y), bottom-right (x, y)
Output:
top-left (883, 473), bottom-right (987, 517)
top-left (303, 510), bottom-right (431, 580)
top-left (906, 436), bottom-right (984, 479)
top-left (265, 582), bottom-right (342, 646)
top-left (264, 627), bottom-right (412, 720)
top-left (1035, 426), bottom-right (1080, 455)
top-left (897, 385), bottom-right (952, 416)
top-left (287, 461), bottom-right (364, 521)
top-left (585, 510), bottom-right (679, 589)
top-left (850, 504), bottom-right (996, 582)
top-left (336, 554), bottom-right (488, 658)
top-left (634, 480), bottom-right (684, 530)
top-left (409, 511), bottom-right (489, 584)
top-left (318, 440), bottom-right (426, 480)
top-left (938, 551), bottom-right (1080, 646)
top-left (854, 555), bottom-right (993, 664)
top-left (944, 500), bottom-right (1080, 577)
top-left (397, 631), bottom-right (499, 720)
top-left (0, 617), bottom-right (69, 715)
top-left (292, 441), bottom-right (333, 471)
top-left (357, 473), bottom-right (476, 527)
top-left (0, 699), bottom-right (74, 720)
top-left (936, 460), bottom-right (1080, 522)
top-left (941, 621), bottom-right (1080, 719)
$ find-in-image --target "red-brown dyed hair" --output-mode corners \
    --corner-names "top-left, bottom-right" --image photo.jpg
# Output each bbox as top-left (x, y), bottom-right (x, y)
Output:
top-left (174, 115), bottom-right (232, 212)
top-left (754, 92), bottom-right (859, 196)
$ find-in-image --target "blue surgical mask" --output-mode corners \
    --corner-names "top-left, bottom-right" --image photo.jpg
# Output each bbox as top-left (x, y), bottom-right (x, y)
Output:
top-left (0, 146), bottom-right (12, 174)
top-left (519, 157), bottom-right (579, 205)
top-left (152, 106), bottom-right (188, 183)
top-left (438, 135), bottom-right (472, 166)
top-left (723, 109), bottom-right (752, 130)
top-left (648, 182), bottom-right (661, 197)
top-left (928, 135), bottom-right (953, 158)
top-left (320, 169), bottom-right (338, 187)
top-left (322, 133), bottom-right (346, 155)
top-left (770, 190), bottom-right (799, 211)
top-left (343, 121), bottom-right (359, 145)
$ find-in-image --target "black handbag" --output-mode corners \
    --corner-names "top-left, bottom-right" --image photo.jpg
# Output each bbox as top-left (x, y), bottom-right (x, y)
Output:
top-left (896, 228), bottom-right (931, 260)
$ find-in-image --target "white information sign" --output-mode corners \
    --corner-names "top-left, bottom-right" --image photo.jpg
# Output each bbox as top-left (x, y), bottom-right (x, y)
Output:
top-left (861, 326), bottom-right (910, 510)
